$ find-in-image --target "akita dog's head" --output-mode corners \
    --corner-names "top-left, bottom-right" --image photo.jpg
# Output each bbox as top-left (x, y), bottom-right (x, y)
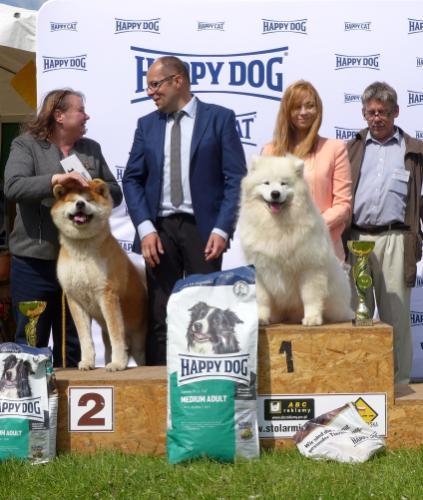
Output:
top-left (51, 179), bottom-right (112, 239)
top-left (241, 154), bottom-right (306, 215)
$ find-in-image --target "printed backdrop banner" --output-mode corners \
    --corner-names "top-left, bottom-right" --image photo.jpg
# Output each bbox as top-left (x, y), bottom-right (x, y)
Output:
top-left (37, 0), bottom-right (423, 376)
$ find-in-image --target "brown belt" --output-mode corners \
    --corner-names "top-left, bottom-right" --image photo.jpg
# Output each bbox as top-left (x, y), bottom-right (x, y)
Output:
top-left (352, 223), bottom-right (409, 234)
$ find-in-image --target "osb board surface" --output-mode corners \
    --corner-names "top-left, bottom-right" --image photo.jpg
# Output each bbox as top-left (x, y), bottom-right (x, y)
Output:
top-left (56, 380), bottom-right (167, 454)
top-left (55, 366), bottom-right (166, 382)
top-left (258, 322), bottom-right (394, 398)
top-left (388, 402), bottom-right (423, 448)
top-left (262, 321), bottom-right (390, 334)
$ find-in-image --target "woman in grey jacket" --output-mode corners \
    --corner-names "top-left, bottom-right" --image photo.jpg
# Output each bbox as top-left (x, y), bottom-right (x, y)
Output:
top-left (4, 89), bottom-right (122, 367)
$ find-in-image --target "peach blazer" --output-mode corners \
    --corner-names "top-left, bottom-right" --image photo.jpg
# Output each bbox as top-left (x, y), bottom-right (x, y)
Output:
top-left (262, 137), bottom-right (352, 260)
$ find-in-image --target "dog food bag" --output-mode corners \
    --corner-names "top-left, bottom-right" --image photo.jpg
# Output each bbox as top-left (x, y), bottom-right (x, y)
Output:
top-left (293, 402), bottom-right (385, 463)
top-left (167, 266), bottom-right (259, 464)
top-left (0, 343), bottom-right (58, 463)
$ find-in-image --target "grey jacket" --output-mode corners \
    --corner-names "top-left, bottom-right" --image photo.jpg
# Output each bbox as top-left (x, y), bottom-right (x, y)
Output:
top-left (4, 133), bottom-right (122, 260)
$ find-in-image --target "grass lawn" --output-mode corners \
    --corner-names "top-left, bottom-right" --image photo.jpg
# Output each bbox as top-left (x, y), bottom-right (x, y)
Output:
top-left (0, 448), bottom-right (422, 499)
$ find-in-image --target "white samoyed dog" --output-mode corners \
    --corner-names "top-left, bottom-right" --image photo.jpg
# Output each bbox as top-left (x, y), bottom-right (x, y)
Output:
top-left (238, 154), bottom-right (353, 326)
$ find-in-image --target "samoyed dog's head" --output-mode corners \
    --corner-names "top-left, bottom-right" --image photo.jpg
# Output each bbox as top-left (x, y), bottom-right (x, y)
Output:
top-left (241, 154), bottom-right (308, 215)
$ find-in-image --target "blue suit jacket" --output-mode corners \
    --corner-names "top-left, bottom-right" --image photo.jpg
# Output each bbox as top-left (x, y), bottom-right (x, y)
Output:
top-left (122, 99), bottom-right (246, 254)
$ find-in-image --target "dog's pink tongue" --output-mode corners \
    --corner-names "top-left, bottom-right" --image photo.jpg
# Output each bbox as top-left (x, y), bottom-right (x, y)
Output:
top-left (270, 202), bottom-right (282, 214)
top-left (73, 213), bottom-right (87, 224)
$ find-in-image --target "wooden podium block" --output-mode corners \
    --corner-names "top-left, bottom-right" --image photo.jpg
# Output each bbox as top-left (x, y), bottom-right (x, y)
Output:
top-left (53, 321), bottom-right (423, 453)
top-left (258, 321), bottom-right (394, 450)
top-left (258, 321), bottom-right (394, 400)
top-left (55, 366), bottom-right (167, 454)
top-left (389, 384), bottom-right (423, 448)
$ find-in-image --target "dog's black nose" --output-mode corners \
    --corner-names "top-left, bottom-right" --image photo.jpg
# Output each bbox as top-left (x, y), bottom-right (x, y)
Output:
top-left (76, 201), bottom-right (85, 210)
top-left (271, 190), bottom-right (280, 200)
top-left (192, 322), bottom-right (202, 333)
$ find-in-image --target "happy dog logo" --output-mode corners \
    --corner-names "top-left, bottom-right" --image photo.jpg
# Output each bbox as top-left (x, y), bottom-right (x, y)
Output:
top-left (179, 353), bottom-right (250, 385)
top-left (408, 18), bottom-right (423, 34)
top-left (416, 57), bottom-right (423, 67)
top-left (344, 93), bottom-right (361, 104)
top-left (0, 398), bottom-right (43, 421)
top-left (197, 21), bottom-right (225, 31)
top-left (335, 53), bottom-right (380, 70)
top-left (114, 166), bottom-right (125, 183)
top-left (115, 18), bottom-right (160, 34)
top-left (131, 46), bottom-right (288, 103)
top-left (50, 22), bottom-right (78, 32)
top-left (334, 126), bottom-right (360, 141)
top-left (344, 21), bottom-right (371, 31)
top-left (117, 239), bottom-right (132, 253)
top-left (42, 55), bottom-right (87, 72)
top-left (262, 18), bottom-right (307, 35)
top-left (416, 131), bottom-right (423, 141)
top-left (411, 310), bottom-right (423, 327)
top-left (407, 90), bottom-right (423, 106)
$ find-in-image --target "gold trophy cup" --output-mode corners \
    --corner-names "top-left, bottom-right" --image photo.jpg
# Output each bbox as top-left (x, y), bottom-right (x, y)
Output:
top-left (347, 241), bottom-right (375, 326)
top-left (18, 301), bottom-right (47, 347)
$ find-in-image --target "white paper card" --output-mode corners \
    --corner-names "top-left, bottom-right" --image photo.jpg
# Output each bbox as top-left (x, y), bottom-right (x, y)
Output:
top-left (60, 154), bottom-right (92, 180)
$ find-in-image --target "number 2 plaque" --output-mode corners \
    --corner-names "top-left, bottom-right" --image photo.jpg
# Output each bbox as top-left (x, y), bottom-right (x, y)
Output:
top-left (68, 387), bottom-right (114, 432)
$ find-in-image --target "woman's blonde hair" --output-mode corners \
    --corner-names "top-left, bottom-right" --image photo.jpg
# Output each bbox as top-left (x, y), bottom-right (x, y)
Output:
top-left (24, 88), bottom-right (84, 140)
top-left (272, 80), bottom-right (322, 158)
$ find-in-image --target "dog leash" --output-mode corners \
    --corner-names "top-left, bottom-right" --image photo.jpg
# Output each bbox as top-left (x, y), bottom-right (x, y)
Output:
top-left (61, 292), bottom-right (67, 369)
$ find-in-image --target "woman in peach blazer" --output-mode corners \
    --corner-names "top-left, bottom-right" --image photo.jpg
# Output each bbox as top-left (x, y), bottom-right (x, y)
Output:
top-left (262, 80), bottom-right (352, 260)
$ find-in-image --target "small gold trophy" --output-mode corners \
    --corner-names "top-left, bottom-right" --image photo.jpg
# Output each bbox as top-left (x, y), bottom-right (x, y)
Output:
top-left (18, 301), bottom-right (47, 347)
top-left (347, 241), bottom-right (375, 326)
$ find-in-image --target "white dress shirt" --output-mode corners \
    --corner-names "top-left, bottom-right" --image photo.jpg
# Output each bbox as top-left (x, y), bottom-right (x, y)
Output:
top-left (138, 96), bottom-right (228, 241)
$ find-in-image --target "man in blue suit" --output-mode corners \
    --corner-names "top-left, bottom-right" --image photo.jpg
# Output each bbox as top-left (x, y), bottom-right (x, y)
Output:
top-left (123, 56), bottom-right (246, 365)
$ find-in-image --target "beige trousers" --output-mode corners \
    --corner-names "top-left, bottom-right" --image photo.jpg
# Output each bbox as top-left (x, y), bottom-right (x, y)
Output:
top-left (350, 230), bottom-right (412, 384)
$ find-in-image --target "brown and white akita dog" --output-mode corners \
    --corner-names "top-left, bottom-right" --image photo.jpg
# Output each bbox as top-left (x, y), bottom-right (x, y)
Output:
top-left (51, 179), bottom-right (147, 371)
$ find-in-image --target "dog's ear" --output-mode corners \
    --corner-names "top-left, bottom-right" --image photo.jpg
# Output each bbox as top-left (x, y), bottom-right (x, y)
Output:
top-left (16, 360), bottom-right (32, 397)
top-left (248, 155), bottom-right (261, 172)
top-left (3, 354), bottom-right (17, 370)
top-left (23, 360), bottom-right (34, 375)
top-left (288, 154), bottom-right (304, 178)
top-left (189, 301), bottom-right (208, 314)
top-left (90, 179), bottom-right (110, 198)
top-left (224, 309), bottom-right (244, 326)
top-left (53, 184), bottom-right (67, 200)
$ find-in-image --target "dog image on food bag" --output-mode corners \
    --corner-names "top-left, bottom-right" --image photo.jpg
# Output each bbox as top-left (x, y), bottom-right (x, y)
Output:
top-left (238, 154), bottom-right (353, 326)
top-left (186, 301), bottom-right (242, 354)
top-left (0, 354), bottom-right (33, 398)
top-left (51, 179), bottom-right (147, 371)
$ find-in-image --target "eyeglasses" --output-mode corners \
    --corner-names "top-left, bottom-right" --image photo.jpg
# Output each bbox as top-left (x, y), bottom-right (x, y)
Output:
top-left (146, 74), bottom-right (176, 91)
top-left (363, 109), bottom-right (393, 119)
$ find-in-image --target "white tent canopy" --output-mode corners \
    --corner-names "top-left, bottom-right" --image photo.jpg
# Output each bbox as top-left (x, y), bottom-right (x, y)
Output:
top-left (0, 3), bottom-right (36, 122)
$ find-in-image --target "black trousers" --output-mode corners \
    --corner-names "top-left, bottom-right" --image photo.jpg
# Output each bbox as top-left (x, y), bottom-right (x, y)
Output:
top-left (11, 256), bottom-right (81, 367)
top-left (146, 214), bottom-right (222, 365)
